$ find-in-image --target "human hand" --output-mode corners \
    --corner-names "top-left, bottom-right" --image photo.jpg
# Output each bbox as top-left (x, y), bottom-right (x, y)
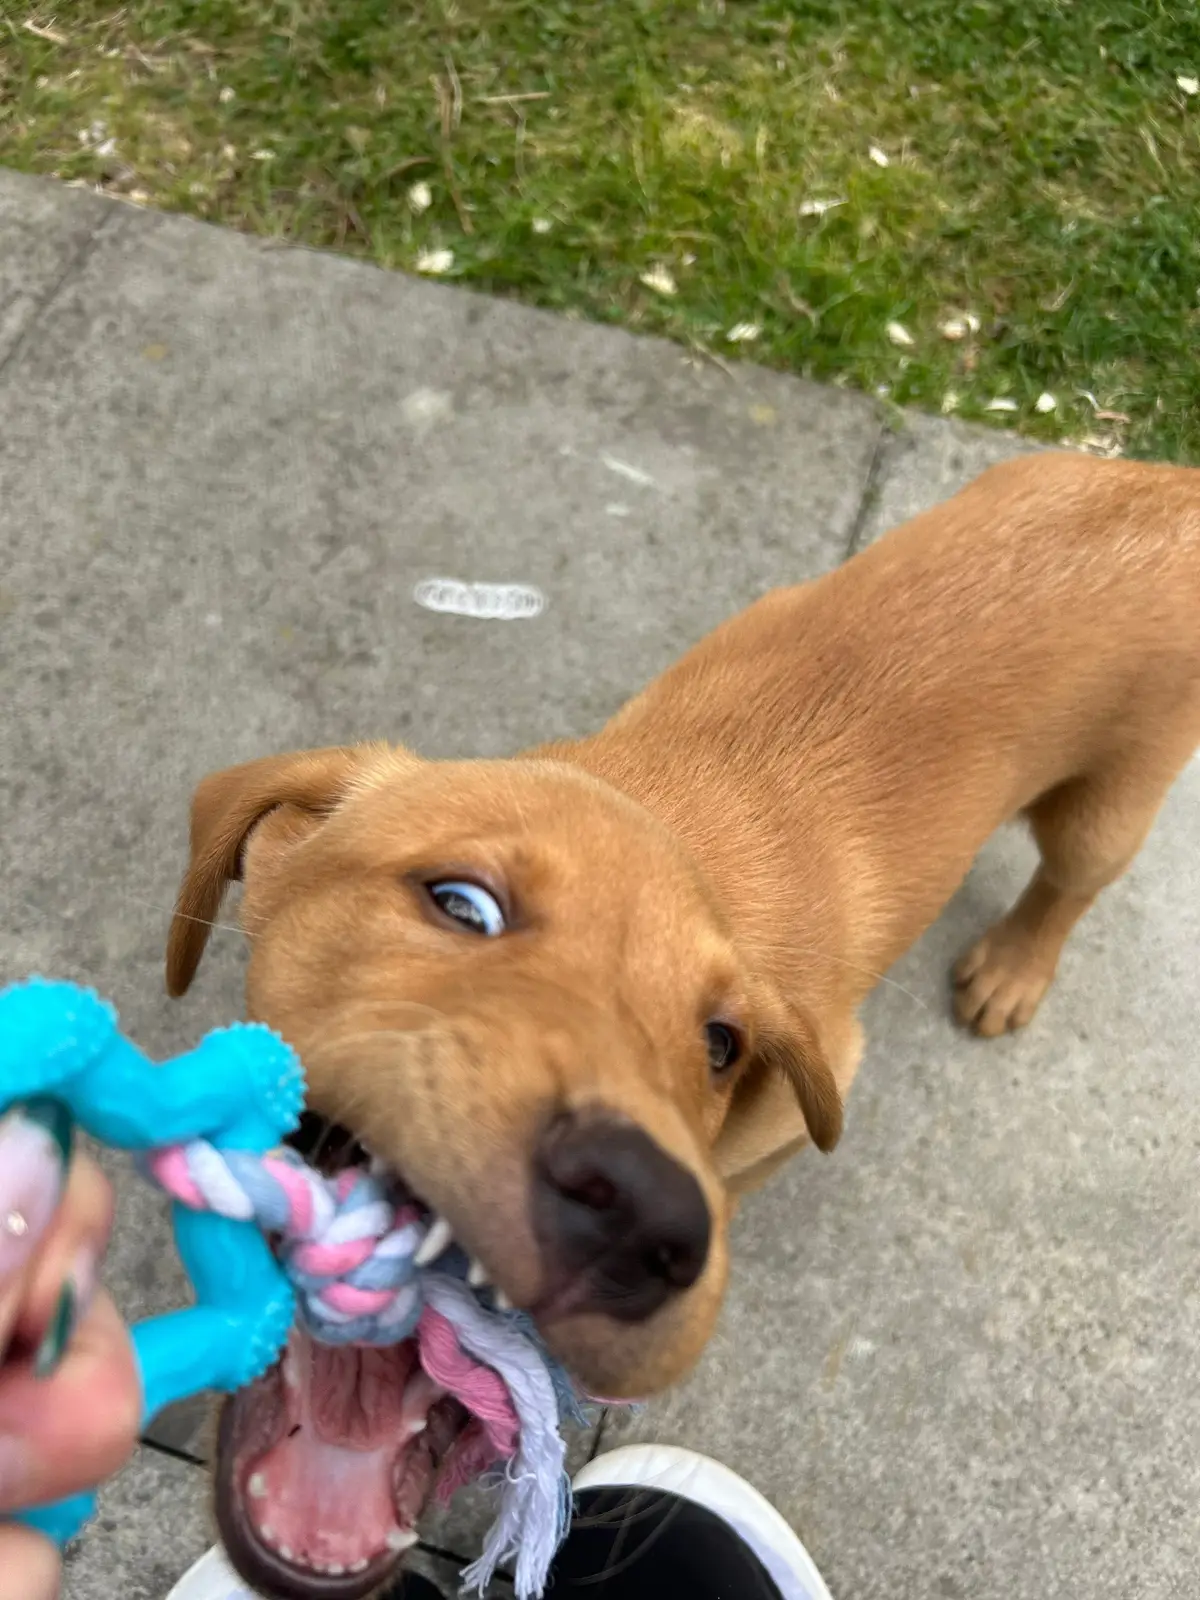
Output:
top-left (0, 1102), bottom-right (140, 1600)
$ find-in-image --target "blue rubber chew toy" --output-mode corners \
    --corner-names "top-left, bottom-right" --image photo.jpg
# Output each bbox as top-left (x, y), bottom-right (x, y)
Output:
top-left (0, 978), bottom-right (579, 1599)
top-left (0, 977), bottom-right (303, 1547)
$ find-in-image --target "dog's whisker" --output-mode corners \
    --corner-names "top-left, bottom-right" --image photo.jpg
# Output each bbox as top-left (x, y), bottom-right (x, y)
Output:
top-left (573, 1491), bottom-right (690, 1587)
top-left (119, 891), bottom-right (251, 940)
top-left (785, 942), bottom-right (930, 1012)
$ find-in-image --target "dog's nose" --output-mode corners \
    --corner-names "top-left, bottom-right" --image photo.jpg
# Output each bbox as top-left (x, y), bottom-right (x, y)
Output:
top-left (533, 1111), bottom-right (711, 1322)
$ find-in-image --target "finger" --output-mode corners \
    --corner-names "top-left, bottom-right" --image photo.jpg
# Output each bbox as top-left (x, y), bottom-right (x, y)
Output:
top-left (0, 1102), bottom-right (73, 1353)
top-left (0, 1292), bottom-right (139, 1513)
top-left (0, 1523), bottom-right (60, 1600)
top-left (6, 1156), bottom-right (114, 1375)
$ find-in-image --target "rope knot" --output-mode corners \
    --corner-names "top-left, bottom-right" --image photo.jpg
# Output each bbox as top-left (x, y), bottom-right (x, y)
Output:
top-left (145, 1138), bottom-right (586, 1597)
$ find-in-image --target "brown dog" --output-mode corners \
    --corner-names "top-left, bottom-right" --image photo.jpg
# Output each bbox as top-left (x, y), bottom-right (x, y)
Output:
top-left (167, 452), bottom-right (1200, 1598)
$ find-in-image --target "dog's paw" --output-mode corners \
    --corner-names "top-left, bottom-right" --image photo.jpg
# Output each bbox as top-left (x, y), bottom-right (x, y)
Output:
top-left (952, 930), bottom-right (1054, 1038)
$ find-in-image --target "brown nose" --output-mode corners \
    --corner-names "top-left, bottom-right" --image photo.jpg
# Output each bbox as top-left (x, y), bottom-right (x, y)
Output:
top-left (533, 1111), bottom-right (711, 1322)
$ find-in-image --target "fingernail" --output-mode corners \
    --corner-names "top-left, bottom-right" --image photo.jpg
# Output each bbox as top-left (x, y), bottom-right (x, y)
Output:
top-left (0, 1098), bottom-right (73, 1277)
top-left (34, 1245), bottom-right (98, 1380)
top-left (0, 1432), bottom-right (31, 1507)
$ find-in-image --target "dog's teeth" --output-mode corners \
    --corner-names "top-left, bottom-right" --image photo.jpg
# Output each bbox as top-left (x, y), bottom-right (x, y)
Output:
top-left (248, 1473), bottom-right (268, 1499)
top-left (260, 1525), bottom-right (275, 1544)
top-left (415, 1213), bottom-right (455, 1266)
top-left (327, 1564), bottom-right (345, 1577)
top-left (279, 1546), bottom-right (294, 1563)
top-left (349, 1559), bottom-right (369, 1573)
top-left (387, 1528), bottom-right (419, 1554)
top-left (493, 1288), bottom-right (514, 1312)
top-left (467, 1256), bottom-right (489, 1288)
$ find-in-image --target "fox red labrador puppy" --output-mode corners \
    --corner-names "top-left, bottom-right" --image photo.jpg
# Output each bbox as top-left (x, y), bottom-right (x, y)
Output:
top-left (167, 453), bottom-right (1200, 1597)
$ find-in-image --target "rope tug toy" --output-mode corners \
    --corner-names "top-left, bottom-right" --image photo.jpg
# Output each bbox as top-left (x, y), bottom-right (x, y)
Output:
top-left (0, 978), bottom-right (588, 1599)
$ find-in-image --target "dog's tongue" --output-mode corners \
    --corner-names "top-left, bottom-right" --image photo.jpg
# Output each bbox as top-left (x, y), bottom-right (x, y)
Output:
top-left (243, 1332), bottom-right (441, 1574)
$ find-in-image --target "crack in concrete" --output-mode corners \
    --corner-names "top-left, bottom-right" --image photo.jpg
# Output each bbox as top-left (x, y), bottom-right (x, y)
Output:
top-left (0, 200), bottom-right (124, 391)
top-left (843, 419), bottom-right (891, 560)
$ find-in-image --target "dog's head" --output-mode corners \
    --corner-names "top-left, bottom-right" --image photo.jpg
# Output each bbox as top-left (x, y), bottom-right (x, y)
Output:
top-left (169, 743), bottom-right (841, 1597)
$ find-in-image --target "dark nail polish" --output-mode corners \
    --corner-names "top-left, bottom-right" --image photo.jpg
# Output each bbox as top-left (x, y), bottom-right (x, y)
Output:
top-left (33, 1246), bottom-right (96, 1380)
top-left (33, 1284), bottom-right (76, 1379)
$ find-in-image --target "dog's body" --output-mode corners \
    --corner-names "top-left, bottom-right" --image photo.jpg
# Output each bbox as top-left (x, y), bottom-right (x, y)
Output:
top-left (551, 451), bottom-right (1200, 1185)
top-left (168, 453), bottom-right (1200, 1598)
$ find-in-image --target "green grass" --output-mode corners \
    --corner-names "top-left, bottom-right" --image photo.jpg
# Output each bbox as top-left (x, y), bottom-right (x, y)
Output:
top-left (3, 2), bottom-right (1199, 458)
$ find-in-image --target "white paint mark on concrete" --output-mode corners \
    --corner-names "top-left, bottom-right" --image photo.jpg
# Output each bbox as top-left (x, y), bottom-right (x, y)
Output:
top-left (600, 453), bottom-right (656, 488)
top-left (605, 503), bottom-right (631, 517)
top-left (413, 578), bottom-right (545, 621)
top-left (401, 387), bottom-right (453, 425)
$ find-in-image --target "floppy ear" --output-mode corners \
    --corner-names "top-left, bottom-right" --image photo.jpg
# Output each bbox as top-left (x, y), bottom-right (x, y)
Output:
top-left (756, 1002), bottom-right (844, 1154)
top-left (166, 745), bottom-right (374, 998)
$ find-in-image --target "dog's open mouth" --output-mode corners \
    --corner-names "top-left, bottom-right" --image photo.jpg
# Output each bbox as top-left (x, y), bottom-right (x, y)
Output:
top-left (216, 1329), bottom-right (468, 1598)
top-left (214, 1116), bottom-right (480, 1600)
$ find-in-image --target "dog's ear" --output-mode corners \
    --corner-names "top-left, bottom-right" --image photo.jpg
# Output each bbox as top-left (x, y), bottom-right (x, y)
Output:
top-left (166, 745), bottom-right (375, 998)
top-left (755, 1002), bottom-right (844, 1153)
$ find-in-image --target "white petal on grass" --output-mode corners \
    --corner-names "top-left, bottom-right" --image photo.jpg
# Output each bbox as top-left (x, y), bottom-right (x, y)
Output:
top-left (1035, 392), bottom-right (1058, 413)
top-left (251, 148), bottom-right (276, 161)
top-left (941, 390), bottom-right (960, 414)
top-left (886, 320), bottom-right (915, 348)
top-left (799, 196), bottom-right (846, 217)
top-left (416, 248), bottom-right (455, 275)
top-left (725, 322), bottom-right (761, 343)
top-left (532, 217), bottom-right (553, 234)
top-left (219, 86), bottom-right (235, 103)
top-left (985, 397), bottom-right (1020, 413)
top-left (408, 180), bottom-right (432, 214)
top-left (868, 144), bottom-right (890, 167)
top-left (938, 311), bottom-right (981, 341)
top-left (639, 265), bottom-right (678, 297)
top-left (1177, 75), bottom-right (1199, 95)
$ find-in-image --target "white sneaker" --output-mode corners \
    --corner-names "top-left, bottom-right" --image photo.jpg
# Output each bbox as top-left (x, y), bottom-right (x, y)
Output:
top-left (165, 1545), bottom-right (252, 1600)
top-left (167, 1447), bottom-right (836, 1600)
top-left (567, 1443), bottom-right (835, 1600)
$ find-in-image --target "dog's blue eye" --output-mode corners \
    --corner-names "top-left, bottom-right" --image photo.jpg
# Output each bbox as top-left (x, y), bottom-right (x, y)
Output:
top-left (705, 1021), bottom-right (742, 1076)
top-left (428, 881), bottom-right (506, 937)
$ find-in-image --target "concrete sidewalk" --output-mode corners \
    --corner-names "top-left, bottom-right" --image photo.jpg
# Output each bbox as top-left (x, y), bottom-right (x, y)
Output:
top-left (1, 169), bottom-right (1196, 1600)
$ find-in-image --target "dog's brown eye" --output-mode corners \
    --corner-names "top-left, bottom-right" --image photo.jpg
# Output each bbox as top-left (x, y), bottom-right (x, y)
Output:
top-left (705, 1021), bottom-right (742, 1076)
top-left (426, 879), bottom-right (506, 937)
